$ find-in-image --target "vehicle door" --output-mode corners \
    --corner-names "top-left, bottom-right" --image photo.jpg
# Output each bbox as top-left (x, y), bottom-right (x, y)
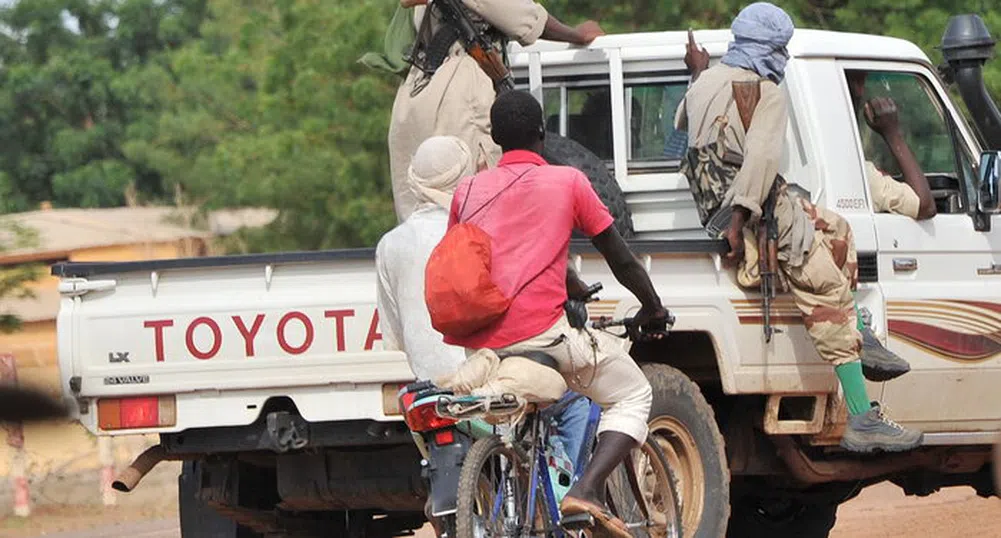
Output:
top-left (840, 60), bottom-right (1001, 436)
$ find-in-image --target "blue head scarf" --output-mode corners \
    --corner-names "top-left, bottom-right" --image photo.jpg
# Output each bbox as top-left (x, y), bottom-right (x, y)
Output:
top-left (721, 2), bottom-right (795, 83)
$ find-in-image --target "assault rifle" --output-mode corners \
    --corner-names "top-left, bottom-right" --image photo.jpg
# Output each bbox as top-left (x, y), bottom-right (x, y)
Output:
top-left (732, 80), bottom-right (781, 343)
top-left (408, 0), bottom-right (515, 92)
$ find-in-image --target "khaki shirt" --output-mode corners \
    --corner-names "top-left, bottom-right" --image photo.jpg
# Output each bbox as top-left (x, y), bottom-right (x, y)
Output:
top-left (675, 64), bottom-right (787, 220)
top-left (676, 64), bottom-right (814, 267)
top-left (390, 0), bottom-right (549, 222)
top-left (414, 0), bottom-right (548, 46)
top-left (865, 161), bottom-right (921, 218)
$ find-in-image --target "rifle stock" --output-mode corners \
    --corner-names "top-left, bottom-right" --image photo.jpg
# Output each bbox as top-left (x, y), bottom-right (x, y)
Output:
top-left (732, 80), bottom-right (761, 132)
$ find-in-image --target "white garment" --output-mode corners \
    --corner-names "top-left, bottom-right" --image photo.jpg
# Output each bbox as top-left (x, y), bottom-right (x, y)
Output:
top-left (376, 205), bottom-right (467, 380)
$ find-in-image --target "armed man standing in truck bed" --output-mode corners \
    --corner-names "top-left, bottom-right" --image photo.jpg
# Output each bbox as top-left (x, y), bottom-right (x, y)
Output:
top-left (676, 2), bottom-right (923, 453)
top-left (364, 0), bottom-right (604, 222)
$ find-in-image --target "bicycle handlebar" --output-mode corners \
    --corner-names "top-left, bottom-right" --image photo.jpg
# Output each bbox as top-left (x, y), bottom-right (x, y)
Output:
top-left (590, 314), bottom-right (674, 342)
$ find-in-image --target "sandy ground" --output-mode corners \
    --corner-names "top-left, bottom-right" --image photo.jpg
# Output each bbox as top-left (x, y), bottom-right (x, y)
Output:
top-left (1, 481), bottom-right (999, 537)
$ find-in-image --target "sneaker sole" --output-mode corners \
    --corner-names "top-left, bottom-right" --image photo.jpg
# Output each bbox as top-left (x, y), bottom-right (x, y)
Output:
top-left (840, 434), bottom-right (924, 454)
top-left (862, 363), bottom-right (910, 382)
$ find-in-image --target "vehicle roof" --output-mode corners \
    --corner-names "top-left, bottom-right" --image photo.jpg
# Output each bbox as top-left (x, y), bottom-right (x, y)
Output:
top-left (510, 28), bottom-right (931, 65)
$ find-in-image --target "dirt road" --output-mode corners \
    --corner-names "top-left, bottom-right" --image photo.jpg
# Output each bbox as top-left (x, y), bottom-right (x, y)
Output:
top-left (4, 482), bottom-right (999, 537)
top-left (831, 482), bottom-right (1001, 537)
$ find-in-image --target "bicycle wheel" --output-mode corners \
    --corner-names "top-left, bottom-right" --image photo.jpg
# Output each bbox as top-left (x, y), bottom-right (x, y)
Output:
top-left (605, 437), bottom-right (683, 538)
top-left (456, 435), bottom-right (549, 538)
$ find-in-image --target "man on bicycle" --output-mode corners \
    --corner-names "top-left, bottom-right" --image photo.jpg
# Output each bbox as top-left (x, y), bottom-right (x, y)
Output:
top-left (377, 135), bottom-right (593, 531)
top-left (444, 89), bottom-right (669, 538)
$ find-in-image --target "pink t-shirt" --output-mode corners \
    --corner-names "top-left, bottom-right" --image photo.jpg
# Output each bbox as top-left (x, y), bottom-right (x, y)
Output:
top-left (444, 150), bottom-right (614, 349)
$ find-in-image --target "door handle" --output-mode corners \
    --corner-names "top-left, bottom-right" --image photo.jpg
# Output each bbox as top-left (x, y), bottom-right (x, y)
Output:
top-left (892, 258), bottom-right (918, 272)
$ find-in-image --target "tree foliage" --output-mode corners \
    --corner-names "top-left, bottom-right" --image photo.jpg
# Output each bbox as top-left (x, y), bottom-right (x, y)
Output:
top-left (0, 222), bottom-right (41, 333)
top-left (0, 0), bottom-right (997, 252)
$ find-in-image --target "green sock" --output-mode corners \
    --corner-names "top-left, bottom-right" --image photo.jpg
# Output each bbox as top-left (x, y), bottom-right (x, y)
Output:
top-left (835, 361), bottom-right (871, 416)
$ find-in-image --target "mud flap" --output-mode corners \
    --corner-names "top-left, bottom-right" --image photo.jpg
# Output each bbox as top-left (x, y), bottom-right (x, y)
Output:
top-left (427, 432), bottom-right (473, 518)
top-left (179, 461), bottom-right (239, 538)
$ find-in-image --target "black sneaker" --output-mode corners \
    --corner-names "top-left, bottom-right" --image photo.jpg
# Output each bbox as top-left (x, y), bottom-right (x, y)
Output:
top-left (861, 326), bottom-right (911, 382)
top-left (840, 402), bottom-right (923, 453)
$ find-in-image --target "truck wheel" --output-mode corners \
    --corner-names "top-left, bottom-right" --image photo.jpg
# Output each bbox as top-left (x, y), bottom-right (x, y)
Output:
top-left (642, 363), bottom-right (729, 538)
top-left (541, 133), bottom-right (634, 239)
top-left (726, 495), bottom-right (837, 538)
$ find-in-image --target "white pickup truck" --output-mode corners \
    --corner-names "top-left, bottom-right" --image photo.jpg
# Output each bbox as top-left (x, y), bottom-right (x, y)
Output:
top-left (53, 14), bottom-right (1001, 538)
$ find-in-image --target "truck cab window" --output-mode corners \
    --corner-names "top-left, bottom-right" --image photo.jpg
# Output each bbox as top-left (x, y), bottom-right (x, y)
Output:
top-left (849, 70), bottom-right (974, 214)
top-left (626, 82), bottom-right (689, 163)
top-left (543, 80), bottom-right (690, 167)
top-left (544, 86), bottom-right (614, 160)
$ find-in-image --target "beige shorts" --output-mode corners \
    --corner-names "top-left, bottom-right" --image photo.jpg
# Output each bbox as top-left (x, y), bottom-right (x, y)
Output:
top-left (492, 316), bottom-right (653, 444)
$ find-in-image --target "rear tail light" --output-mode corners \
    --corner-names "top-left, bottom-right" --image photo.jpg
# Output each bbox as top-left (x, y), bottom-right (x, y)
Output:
top-left (382, 383), bottom-right (408, 416)
top-left (98, 396), bottom-right (176, 430)
top-left (403, 399), bottom-right (457, 433)
top-left (434, 429), bottom-right (455, 446)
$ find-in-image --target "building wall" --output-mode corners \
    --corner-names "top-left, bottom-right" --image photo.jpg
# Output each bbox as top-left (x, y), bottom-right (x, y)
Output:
top-left (0, 238), bottom-right (207, 482)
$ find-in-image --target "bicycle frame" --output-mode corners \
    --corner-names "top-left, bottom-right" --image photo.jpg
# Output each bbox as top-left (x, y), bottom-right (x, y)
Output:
top-left (519, 399), bottom-right (603, 538)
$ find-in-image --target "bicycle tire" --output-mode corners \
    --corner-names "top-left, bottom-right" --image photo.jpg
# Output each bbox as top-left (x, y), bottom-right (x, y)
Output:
top-left (605, 437), bottom-right (684, 538)
top-left (456, 435), bottom-right (539, 538)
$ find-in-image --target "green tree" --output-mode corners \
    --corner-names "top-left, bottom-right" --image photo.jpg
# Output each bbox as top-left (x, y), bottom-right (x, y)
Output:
top-left (542, 0), bottom-right (1000, 99)
top-left (0, 222), bottom-right (41, 333)
top-left (0, 0), bottom-right (207, 212)
top-left (124, 0), bottom-right (398, 252)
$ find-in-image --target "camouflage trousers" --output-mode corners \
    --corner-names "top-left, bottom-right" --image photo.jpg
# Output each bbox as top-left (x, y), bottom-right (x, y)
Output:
top-left (781, 198), bottom-right (862, 366)
top-left (737, 194), bottom-right (862, 366)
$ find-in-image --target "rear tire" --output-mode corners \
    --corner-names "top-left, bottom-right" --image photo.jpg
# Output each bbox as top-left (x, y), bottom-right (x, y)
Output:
top-left (642, 364), bottom-right (729, 538)
top-left (542, 133), bottom-right (634, 239)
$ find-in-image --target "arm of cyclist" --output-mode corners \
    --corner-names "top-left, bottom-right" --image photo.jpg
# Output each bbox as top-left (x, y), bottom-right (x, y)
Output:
top-left (590, 226), bottom-right (670, 331)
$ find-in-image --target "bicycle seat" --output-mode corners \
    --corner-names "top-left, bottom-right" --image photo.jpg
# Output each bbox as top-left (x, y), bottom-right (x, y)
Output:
top-left (499, 350), bottom-right (559, 371)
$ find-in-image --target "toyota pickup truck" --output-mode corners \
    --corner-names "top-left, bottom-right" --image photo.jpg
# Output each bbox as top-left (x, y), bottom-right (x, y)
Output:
top-left (52, 14), bottom-right (1001, 538)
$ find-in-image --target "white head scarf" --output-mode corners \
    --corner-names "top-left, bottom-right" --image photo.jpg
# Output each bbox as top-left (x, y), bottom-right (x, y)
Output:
top-left (408, 136), bottom-right (475, 210)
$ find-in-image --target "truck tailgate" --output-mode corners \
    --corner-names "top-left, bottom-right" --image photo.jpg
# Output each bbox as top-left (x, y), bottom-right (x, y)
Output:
top-left (55, 252), bottom-right (414, 427)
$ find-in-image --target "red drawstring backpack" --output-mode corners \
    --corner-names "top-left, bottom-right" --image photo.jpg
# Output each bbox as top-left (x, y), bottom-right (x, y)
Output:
top-left (424, 167), bottom-right (541, 337)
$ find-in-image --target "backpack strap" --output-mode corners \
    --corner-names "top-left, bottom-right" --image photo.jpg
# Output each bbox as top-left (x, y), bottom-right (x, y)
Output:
top-left (458, 166), bottom-right (537, 223)
top-left (456, 164), bottom-right (554, 304)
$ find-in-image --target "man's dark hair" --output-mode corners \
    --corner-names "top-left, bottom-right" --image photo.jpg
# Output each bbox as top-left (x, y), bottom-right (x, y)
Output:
top-left (490, 90), bottom-right (544, 152)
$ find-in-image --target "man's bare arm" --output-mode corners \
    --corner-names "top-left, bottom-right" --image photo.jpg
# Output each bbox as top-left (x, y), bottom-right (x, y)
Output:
top-left (865, 97), bottom-right (937, 219)
top-left (686, 29), bottom-right (710, 82)
top-left (590, 226), bottom-right (667, 325)
top-left (541, 15), bottom-right (604, 46)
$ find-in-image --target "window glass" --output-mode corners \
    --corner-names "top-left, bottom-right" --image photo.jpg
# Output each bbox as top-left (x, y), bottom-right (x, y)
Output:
top-left (627, 83), bottom-right (689, 161)
top-left (851, 71), bottom-right (958, 176)
top-left (543, 81), bottom-right (690, 164)
top-left (848, 70), bottom-right (975, 214)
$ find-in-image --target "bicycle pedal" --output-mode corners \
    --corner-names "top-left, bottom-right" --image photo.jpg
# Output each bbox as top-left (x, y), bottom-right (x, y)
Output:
top-left (560, 512), bottom-right (595, 530)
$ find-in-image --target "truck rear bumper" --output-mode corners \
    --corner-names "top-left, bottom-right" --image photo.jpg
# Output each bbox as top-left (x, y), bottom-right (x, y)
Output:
top-left (161, 413), bottom-right (414, 454)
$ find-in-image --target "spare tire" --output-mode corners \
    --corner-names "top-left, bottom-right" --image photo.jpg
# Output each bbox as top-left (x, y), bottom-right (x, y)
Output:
top-left (541, 133), bottom-right (634, 238)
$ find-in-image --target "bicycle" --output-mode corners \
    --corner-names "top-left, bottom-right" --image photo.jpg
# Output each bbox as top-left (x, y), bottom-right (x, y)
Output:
top-left (432, 307), bottom-right (683, 538)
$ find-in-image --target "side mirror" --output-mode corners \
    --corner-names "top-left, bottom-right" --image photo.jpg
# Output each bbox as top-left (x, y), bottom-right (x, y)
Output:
top-left (977, 150), bottom-right (1001, 214)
